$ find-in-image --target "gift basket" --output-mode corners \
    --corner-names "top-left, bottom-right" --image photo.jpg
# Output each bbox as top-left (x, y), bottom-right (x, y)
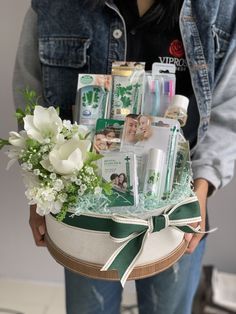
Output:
top-left (1, 62), bottom-right (203, 286)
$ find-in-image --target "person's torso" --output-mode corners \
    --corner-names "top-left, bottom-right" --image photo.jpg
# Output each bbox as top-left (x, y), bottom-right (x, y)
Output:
top-left (32, 0), bottom-right (236, 147)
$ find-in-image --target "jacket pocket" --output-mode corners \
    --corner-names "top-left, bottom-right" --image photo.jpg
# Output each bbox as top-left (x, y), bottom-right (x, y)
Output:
top-left (212, 25), bottom-right (230, 59)
top-left (39, 37), bottom-right (91, 120)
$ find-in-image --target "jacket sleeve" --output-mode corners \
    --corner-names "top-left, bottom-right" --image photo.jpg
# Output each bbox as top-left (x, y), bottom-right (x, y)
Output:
top-left (12, 7), bottom-right (43, 112)
top-left (191, 48), bottom-right (236, 193)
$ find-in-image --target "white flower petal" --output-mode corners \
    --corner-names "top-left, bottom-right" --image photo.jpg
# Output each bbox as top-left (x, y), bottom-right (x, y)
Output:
top-left (68, 148), bottom-right (83, 171)
top-left (36, 205), bottom-right (50, 216)
top-left (8, 131), bottom-right (26, 147)
top-left (76, 140), bottom-right (91, 161)
top-left (33, 106), bottom-right (63, 135)
top-left (24, 115), bottom-right (44, 142)
top-left (40, 158), bottom-right (52, 172)
top-left (47, 138), bottom-right (90, 175)
top-left (49, 153), bottom-right (76, 175)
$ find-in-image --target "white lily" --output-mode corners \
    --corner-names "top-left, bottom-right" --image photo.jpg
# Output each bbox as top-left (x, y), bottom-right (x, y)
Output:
top-left (23, 106), bottom-right (63, 143)
top-left (9, 131), bottom-right (28, 147)
top-left (46, 138), bottom-right (91, 175)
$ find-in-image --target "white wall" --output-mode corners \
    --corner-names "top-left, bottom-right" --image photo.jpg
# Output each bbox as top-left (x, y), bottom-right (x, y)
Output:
top-left (0, 0), bottom-right (63, 283)
top-left (0, 0), bottom-right (235, 284)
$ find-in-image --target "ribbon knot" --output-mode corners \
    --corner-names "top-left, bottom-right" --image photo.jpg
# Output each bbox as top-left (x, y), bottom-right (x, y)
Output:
top-left (163, 214), bottom-right (170, 228)
top-left (56, 196), bottom-right (202, 287)
top-left (101, 196), bottom-right (202, 286)
top-left (147, 217), bottom-right (154, 234)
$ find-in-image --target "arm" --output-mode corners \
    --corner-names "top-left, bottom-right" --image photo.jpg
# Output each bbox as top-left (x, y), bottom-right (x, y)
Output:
top-left (13, 7), bottom-right (43, 113)
top-left (185, 178), bottom-right (208, 253)
top-left (13, 7), bottom-right (46, 246)
top-left (186, 42), bottom-right (236, 252)
top-left (191, 48), bottom-right (236, 194)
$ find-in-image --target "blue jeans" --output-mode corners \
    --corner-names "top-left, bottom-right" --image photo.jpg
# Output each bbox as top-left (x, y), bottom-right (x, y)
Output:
top-left (65, 238), bottom-right (206, 314)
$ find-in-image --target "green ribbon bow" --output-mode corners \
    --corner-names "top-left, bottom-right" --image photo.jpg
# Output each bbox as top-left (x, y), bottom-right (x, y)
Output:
top-left (58, 196), bottom-right (201, 286)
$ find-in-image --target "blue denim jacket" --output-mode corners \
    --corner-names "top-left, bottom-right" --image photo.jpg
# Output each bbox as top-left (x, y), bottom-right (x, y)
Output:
top-left (21, 0), bottom-right (236, 191)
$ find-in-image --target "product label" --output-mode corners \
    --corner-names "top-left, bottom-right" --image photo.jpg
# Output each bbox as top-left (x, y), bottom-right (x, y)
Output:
top-left (145, 170), bottom-right (161, 196)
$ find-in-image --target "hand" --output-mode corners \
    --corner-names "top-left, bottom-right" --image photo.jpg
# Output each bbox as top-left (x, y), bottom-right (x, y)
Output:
top-left (185, 178), bottom-right (209, 254)
top-left (29, 204), bottom-right (46, 247)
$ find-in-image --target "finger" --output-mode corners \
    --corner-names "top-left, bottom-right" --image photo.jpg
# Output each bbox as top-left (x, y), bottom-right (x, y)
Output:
top-left (186, 234), bottom-right (202, 254)
top-left (30, 222), bottom-right (46, 247)
top-left (184, 233), bottom-right (193, 243)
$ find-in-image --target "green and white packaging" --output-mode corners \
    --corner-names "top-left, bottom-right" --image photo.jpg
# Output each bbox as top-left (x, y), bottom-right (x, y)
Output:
top-left (111, 62), bottom-right (145, 120)
top-left (99, 152), bottom-right (139, 208)
top-left (120, 115), bottom-right (180, 198)
top-left (74, 74), bottom-right (112, 130)
top-left (143, 148), bottom-right (165, 199)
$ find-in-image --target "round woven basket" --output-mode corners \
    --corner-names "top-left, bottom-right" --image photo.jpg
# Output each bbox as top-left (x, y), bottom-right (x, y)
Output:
top-left (45, 214), bottom-right (188, 281)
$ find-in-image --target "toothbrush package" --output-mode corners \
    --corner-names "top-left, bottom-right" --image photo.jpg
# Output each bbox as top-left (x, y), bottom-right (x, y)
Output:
top-left (111, 62), bottom-right (145, 120)
top-left (120, 115), bottom-right (180, 197)
top-left (142, 63), bottom-right (176, 117)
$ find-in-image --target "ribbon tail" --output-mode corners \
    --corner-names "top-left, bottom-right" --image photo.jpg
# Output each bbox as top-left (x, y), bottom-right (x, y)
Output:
top-left (101, 232), bottom-right (147, 287)
top-left (176, 225), bottom-right (218, 234)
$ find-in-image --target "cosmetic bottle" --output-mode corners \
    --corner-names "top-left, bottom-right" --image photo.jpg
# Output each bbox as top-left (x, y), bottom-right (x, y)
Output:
top-left (143, 148), bottom-right (165, 199)
top-left (164, 95), bottom-right (189, 127)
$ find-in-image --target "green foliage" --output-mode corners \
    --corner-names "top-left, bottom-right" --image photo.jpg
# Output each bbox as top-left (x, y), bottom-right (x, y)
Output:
top-left (25, 138), bottom-right (40, 150)
top-left (101, 181), bottom-right (113, 195)
top-left (84, 151), bottom-right (103, 165)
top-left (15, 88), bottom-right (41, 124)
top-left (56, 205), bottom-right (68, 222)
top-left (0, 138), bottom-right (10, 149)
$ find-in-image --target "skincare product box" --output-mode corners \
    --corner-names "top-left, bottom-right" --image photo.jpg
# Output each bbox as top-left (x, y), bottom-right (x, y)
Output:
top-left (100, 152), bottom-right (139, 208)
top-left (75, 74), bottom-right (112, 130)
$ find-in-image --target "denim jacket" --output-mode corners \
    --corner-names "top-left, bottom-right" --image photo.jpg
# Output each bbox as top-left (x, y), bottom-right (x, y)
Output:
top-left (14, 0), bottom-right (236, 192)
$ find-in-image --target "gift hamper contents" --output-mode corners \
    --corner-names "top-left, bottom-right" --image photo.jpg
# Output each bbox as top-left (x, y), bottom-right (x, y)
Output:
top-left (111, 62), bottom-right (145, 120)
top-left (75, 74), bottom-right (112, 131)
top-left (1, 62), bottom-right (205, 286)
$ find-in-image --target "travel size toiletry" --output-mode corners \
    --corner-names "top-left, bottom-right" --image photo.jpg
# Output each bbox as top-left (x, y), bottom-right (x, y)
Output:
top-left (111, 62), bottom-right (145, 120)
top-left (164, 95), bottom-right (189, 127)
top-left (74, 74), bottom-right (112, 130)
top-left (143, 148), bottom-right (165, 200)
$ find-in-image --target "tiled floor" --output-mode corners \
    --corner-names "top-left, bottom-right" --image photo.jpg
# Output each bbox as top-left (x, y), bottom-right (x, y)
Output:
top-left (0, 279), bottom-right (65, 314)
top-left (0, 279), bottom-right (138, 314)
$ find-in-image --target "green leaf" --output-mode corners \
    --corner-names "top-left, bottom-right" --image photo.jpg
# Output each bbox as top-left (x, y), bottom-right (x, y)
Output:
top-left (101, 181), bottom-right (112, 195)
top-left (25, 138), bottom-right (40, 149)
top-left (85, 152), bottom-right (103, 164)
top-left (0, 138), bottom-right (10, 149)
top-left (56, 107), bottom-right (60, 115)
top-left (84, 132), bottom-right (91, 140)
top-left (56, 205), bottom-right (68, 222)
top-left (15, 108), bottom-right (26, 122)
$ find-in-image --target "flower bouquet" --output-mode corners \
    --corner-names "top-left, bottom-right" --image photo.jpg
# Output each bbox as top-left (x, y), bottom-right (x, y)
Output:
top-left (1, 89), bottom-right (202, 287)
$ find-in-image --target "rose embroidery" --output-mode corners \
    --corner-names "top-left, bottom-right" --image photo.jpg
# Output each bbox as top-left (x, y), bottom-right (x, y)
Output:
top-left (169, 39), bottom-right (185, 58)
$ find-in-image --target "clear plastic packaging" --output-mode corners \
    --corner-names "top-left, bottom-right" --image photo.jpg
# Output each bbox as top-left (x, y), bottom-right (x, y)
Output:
top-left (164, 95), bottom-right (189, 127)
